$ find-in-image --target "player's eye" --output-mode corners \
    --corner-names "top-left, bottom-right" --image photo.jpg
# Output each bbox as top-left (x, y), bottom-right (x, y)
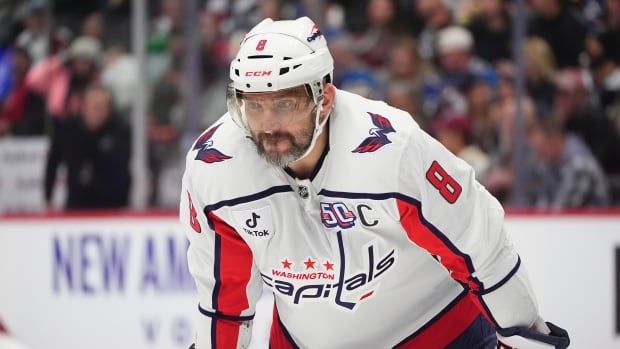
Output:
top-left (275, 99), bottom-right (294, 111)
top-left (246, 101), bottom-right (263, 111)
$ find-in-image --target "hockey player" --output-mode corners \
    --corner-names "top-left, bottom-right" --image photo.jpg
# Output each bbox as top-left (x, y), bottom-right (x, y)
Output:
top-left (180, 17), bottom-right (569, 348)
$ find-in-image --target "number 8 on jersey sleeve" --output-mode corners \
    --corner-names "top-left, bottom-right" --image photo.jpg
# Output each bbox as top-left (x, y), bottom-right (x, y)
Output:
top-left (425, 161), bottom-right (462, 204)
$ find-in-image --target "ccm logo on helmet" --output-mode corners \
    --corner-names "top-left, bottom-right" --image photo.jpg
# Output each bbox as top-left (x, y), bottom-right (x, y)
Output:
top-left (245, 70), bottom-right (272, 77)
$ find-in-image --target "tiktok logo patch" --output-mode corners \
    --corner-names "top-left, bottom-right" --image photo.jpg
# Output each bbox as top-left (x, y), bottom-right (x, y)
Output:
top-left (245, 212), bottom-right (260, 228)
top-left (231, 206), bottom-right (274, 239)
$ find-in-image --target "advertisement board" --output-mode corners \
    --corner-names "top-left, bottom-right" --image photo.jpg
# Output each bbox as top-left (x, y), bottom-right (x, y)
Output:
top-left (0, 215), bottom-right (270, 349)
top-left (1, 213), bottom-right (619, 348)
top-left (0, 138), bottom-right (49, 213)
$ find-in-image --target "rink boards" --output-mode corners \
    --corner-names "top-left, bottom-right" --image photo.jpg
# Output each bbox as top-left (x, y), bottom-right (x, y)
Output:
top-left (0, 213), bottom-right (618, 348)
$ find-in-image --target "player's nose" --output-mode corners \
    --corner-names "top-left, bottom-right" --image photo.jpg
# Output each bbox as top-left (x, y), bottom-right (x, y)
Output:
top-left (260, 113), bottom-right (284, 133)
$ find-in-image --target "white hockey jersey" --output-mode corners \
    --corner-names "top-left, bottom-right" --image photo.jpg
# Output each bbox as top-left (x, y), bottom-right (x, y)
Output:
top-left (179, 89), bottom-right (540, 348)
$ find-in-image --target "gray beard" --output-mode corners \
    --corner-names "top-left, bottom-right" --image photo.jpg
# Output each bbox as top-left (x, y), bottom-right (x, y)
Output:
top-left (257, 143), bottom-right (307, 167)
top-left (252, 121), bottom-right (315, 167)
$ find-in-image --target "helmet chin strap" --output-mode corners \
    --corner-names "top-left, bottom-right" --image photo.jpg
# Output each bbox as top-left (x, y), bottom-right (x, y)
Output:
top-left (289, 100), bottom-right (330, 165)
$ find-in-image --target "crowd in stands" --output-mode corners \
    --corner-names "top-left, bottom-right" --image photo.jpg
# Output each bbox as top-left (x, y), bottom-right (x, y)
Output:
top-left (0, 0), bottom-right (619, 210)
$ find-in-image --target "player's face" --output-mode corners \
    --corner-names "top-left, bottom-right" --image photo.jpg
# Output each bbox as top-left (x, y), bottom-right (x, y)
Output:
top-left (242, 87), bottom-right (316, 167)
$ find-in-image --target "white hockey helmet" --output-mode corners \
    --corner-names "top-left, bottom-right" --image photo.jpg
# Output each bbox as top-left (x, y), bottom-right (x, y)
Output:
top-left (229, 16), bottom-right (334, 104)
top-left (227, 17), bottom-right (334, 165)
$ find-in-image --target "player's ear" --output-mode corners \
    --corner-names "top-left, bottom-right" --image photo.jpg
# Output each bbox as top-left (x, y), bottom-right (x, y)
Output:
top-left (320, 83), bottom-right (336, 118)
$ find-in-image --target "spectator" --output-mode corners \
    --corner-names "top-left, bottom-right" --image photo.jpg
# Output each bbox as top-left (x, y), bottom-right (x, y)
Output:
top-left (585, 33), bottom-right (620, 112)
top-left (81, 12), bottom-right (104, 43)
top-left (0, 43), bottom-right (12, 102)
top-left (467, 0), bottom-right (512, 64)
top-left (0, 47), bottom-right (45, 136)
top-left (464, 77), bottom-right (498, 155)
top-left (433, 115), bottom-right (491, 181)
top-left (524, 37), bottom-right (557, 117)
top-left (99, 0), bottom-right (132, 51)
top-left (322, 2), bottom-right (348, 39)
top-left (26, 36), bottom-right (102, 120)
top-left (527, 0), bottom-right (587, 68)
top-left (329, 34), bottom-right (370, 88)
top-left (51, 0), bottom-right (101, 37)
top-left (484, 91), bottom-right (538, 204)
top-left (495, 94), bottom-right (537, 162)
top-left (377, 36), bottom-right (431, 96)
top-left (415, 0), bottom-right (454, 60)
top-left (45, 85), bottom-right (131, 210)
top-left (553, 68), bottom-right (620, 175)
top-left (424, 26), bottom-right (497, 117)
top-left (378, 37), bottom-right (429, 123)
top-left (14, 3), bottom-right (49, 64)
top-left (101, 43), bottom-right (138, 119)
top-left (5, 0), bottom-right (613, 211)
top-left (352, 0), bottom-right (401, 68)
top-left (339, 69), bottom-right (381, 99)
top-left (257, 0), bottom-right (285, 21)
top-left (147, 0), bottom-right (184, 82)
top-left (385, 81), bottom-right (424, 127)
top-left (199, 10), bottom-right (232, 128)
top-left (148, 58), bottom-right (183, 207)
top-left (526, 117), bottom-right (610, 208)
top-left (597, 0), bottom-right (620, 65)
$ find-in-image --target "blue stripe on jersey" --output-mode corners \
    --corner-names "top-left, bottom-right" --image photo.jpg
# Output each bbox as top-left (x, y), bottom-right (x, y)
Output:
top-left (198, 303), bottom-right (255, 321)
top-left (308, 143), bottom-right (330, 181)
top-left (203, 186), bottom-right (293, 228)
top-left (318, 189), bottom-right (401, 201)
top-left (335, 230), bottom-right (356, 310)
top-left (211, 233), bottom-right (222, 348)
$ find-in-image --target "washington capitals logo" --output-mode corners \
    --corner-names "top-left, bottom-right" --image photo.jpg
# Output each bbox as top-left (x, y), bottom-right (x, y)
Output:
top-left (352, 112), bottom-right (396, 153)
top-left (193, 123), bottom-right (232, 164)
top-left (260, 233), bottom-right (396, 311)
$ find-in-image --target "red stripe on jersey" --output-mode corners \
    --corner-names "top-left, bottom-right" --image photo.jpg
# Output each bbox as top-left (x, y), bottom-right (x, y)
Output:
top-left (208, 212), bottom-right (254, 313)
top-left (397, 199), bottom-right (480, 292)
top-left (270, 306), bottom-right (297, 349)
top-left (396, 293), bottom-right (480, 348)
top-left (208, 212), bottom-right (254, 346)
top-left (214, 319), bottom-right (242, 348)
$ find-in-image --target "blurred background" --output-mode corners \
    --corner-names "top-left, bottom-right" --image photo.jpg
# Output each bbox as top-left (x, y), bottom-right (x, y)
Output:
top-left (0, 0), bottom-right (619, 348)
top-left (0, 0), bottom-right (618, 212)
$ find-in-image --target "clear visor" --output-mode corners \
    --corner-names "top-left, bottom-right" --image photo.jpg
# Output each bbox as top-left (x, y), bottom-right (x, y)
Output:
top-left (227, 83), bottom-right (317, 131)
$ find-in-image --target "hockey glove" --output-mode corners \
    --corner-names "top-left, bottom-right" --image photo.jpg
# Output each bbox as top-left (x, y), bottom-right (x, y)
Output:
top-left (496, 318), bottom-right (569, 349)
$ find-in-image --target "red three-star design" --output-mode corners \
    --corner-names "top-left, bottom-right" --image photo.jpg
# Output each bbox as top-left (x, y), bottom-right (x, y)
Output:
top-left (281, 259), bottom-right (292, 269)
top-left (303, 258), bottom-right (316, 269)
top-left (323, 261), bottom-right (334, 271)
